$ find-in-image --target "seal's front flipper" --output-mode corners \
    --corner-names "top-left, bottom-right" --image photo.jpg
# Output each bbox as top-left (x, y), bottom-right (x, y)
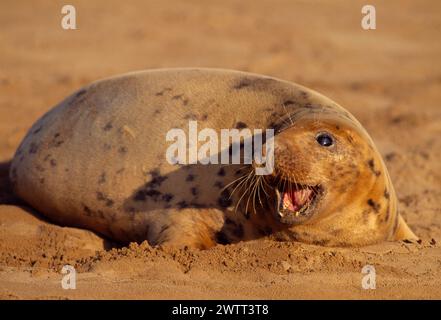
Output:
top-left (393, 214), bottom-right (418, 241)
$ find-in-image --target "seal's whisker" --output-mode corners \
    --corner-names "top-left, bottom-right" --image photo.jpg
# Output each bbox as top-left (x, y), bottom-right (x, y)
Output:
top-left (254, 175), bottom-right (265, 206)
top-left (221, 171), bottom-right (250, 193)
top-left (231, 169), bottom-right (254, 197)
top-left (222, 177), bottom-right (249, 202)
top-left (259, 176), bottom-right (271, 197)
top-left (234, 169), bottom-right (256, 213)
top-left (256, 177), bottom-right (265, 206)
top-left (282, 103), bottom-right (294, 126)
top-left (244, 173), bottom-right (255, 213)
top-left (239, 177), bottom-right (256, 214)
top-left (246, 175), bottom-right (259, 215)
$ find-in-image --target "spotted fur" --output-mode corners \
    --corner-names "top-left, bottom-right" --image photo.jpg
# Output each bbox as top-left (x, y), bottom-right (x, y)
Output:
top-left (9, 68), bottom-right (417, 248)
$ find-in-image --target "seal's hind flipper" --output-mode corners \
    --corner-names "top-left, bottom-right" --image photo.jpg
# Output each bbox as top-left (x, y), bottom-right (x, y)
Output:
top-left (394, 214), bottom-right (418, 241)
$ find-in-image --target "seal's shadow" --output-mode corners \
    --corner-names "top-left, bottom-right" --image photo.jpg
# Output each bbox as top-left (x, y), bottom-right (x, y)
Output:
top-left (122, 136), bottom-right (270, 213)
top-left (121, 160), bottom-right (275, 245)
top-left (122, 163), bottom-right (243, 211)
top-left (0, 160), bottom-right (22, 206)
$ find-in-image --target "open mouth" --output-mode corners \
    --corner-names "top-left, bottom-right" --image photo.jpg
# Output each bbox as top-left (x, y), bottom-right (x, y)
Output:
top-left (274, 181), bottom-right (323, 225)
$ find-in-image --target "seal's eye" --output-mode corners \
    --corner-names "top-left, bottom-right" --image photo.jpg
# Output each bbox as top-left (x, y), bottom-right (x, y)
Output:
top-left (316, 132), bottom-right (334, 147)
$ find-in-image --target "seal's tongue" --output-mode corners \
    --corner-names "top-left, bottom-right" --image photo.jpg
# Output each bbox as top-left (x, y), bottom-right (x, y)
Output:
top-left (282, 188), bottom-right (313, 211)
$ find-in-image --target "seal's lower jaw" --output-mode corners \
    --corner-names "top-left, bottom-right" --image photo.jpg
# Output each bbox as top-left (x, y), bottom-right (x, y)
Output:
top-left (274, 183), bottom-right (323, 225)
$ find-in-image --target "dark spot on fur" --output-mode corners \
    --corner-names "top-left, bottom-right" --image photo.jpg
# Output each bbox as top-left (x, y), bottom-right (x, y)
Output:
top-left (217, 168), bottom-right (226, 176)
top-left (214, 181), bottom-right (224, 189)
top-left (49, 133), bottom-right (64, 148)
top-left (82, 204), bottom-right (105, 219)
top-left (116, 168), bottom-right (124, 174)
top-left (162, 193), bottom-right (174, 202)
top-left (39, 178), bottom-right (45, 184)
top-left (186, 174), bottom-right (195, 182)
top-left (367, 199), bottom-right (380, 213)
top-left (29, 143), bottom-right (38, 154)
top-left (155, 87), bottom-right (172, 96)
top-left (335, 125), bottom-right (340, 130)
top-left (201, 114), bottom-right (208, 121)
top-left (98, 172), bottom-right (106, 184)
top-left (145, 190), bottom-right (161, 200)
top-left (50, 159), bottom-right (57, 167)
top-left (177, 200), bottom-right (189, 209)
top-left (33, 126), bottom-right (42, 134)
top-left (283, 100), bottom-right (295, 106)
top-left (76, 89), bottom-right (87, 97)
top-left (218, 190), bottom-right (232, 208)
top-left (83, 205), bottom-right (92, 216)
top-left (300, 91), bottom-right (309, 99)
top-left (233, 79), bottom-right (251, 89)
top-left (103, 122), bottom-right (113, 131)
top-left (134, 191), bottom-right (147, 201)
top-left (384, 189), bottom-right (390, 199)
top-left (96, 192), bottom-right (114, 207)
top-left (367, 159), bottom-right (381, 176)
top-left (191, 187), bottom-right (198, 196)
top-left (147, 169), bottom-right (167, 188)
top-left (53, 140), bottom-right (64, 147)
top-left (216, 231), bottom-right (230, 245)
top-left (106, 199), bottom-right (114, 207)
top-left (134, 189), bottom-right (162, 202)
top-left (235, 122), bottom-right (248, 129)
top-left (118, 146), bottom-right (128, 154)
top-left (172, 94), bottom-right (188, 106)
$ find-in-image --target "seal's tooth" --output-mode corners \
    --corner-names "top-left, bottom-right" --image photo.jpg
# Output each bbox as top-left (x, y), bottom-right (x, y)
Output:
top-left (294, 188), bottom-right (312, 206)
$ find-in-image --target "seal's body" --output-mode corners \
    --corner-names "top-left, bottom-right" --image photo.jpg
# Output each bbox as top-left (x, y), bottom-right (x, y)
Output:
top-left (10, 69), bottom-right (417, 248)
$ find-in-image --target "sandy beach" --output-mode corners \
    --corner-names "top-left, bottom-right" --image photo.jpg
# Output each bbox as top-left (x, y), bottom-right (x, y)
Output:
top-left (0, 0), bottom-right (440, 299)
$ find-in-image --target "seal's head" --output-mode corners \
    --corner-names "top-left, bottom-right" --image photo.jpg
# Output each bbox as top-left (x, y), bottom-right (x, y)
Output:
top-left (264, 112), bottom-right (417, 246)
